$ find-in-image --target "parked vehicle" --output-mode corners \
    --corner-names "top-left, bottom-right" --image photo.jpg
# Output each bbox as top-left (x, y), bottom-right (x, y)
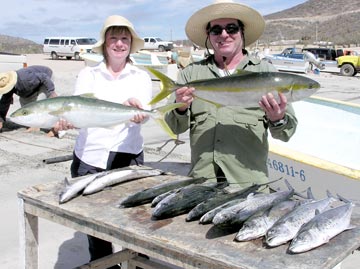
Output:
top-left (143, 37), bottom-right (173, 52)
top-left (0, 52), bottom-right (27, 72)
top-left (337, 52), bottom-right (360, 76)
top-left (263, 47), bottom-right (310, 73)
top-left (302, 47), bottom-right (343, 61)
top-left (264, 47), bottom-right (343, 73)
top-left (43, 37), bottom-right (97, 60)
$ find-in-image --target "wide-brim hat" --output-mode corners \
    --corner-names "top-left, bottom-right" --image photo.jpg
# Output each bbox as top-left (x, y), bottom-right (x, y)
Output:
top-left (92, 15), bottom-right (144, 54)
top-left (0, 71), bottom-right (17, 95)
top-left (185, 0), bottom-right (265, 49)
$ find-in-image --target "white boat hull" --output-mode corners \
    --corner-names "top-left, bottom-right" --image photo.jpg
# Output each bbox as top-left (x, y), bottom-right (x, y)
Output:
top-left (268, 97), bottom-right (360, 204)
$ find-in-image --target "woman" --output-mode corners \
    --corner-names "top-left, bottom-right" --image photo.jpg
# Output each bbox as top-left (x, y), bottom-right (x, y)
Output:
top-left (58, 15), bottom-right (152, 268)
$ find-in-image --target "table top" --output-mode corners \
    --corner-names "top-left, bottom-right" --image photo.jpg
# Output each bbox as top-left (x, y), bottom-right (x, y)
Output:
top-left (18, 168), bottom-right (360, 269)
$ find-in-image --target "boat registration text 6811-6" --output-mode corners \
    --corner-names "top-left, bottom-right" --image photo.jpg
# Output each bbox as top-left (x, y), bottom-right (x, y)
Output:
top-left (267, 158), bottom-right (306, 182)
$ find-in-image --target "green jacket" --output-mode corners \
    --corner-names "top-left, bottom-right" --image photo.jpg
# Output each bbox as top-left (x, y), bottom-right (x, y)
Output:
top-left (165, 54), bottom-right (298, 188)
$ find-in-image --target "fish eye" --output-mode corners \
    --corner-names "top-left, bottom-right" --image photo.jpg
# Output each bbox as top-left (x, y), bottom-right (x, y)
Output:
top-left (21, 110), bottom-right (29, 116)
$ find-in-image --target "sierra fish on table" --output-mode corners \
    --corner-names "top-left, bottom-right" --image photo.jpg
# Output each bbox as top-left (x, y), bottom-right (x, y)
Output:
top-left (288, 202), bottom-right (356, 253)
top-left (152, 182), bottom-right (228, 219)
top-left (83, 168), bottom-right (164, 195)
top-left (186, 180), bottom-right (278, 222)
top-left (199, 198), bottom-right (245, 225)
top-left (265, 194), bottom-right (336, 247)
top-left (235, 200), bottom-right (300, 241)
top-left (119, 176), bottom-right (208, 207)
top-left (9, 94), bottom-right (184, 139)
top-left (147, 67), bottom-right (320, 107)
top-left (212, 186), bottom-right (295, 227)
top-left (59, 172), bottom-right (106, 204)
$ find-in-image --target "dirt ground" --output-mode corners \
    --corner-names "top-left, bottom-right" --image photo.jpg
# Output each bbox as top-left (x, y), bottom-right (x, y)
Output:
top-left (0, 54), bottom-right (359, 268)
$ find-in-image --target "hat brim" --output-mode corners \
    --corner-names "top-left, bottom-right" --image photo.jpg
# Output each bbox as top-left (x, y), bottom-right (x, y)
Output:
top-left (92, 15), bottom-right (144, 55)
top-left (0, 71), bottom-right (17, 95)
top-left (185, 2), bottom-right (265, 48)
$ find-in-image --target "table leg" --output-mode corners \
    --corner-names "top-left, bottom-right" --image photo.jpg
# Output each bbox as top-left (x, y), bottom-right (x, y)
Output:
top-left (19, 198), bottom-right (39, 269)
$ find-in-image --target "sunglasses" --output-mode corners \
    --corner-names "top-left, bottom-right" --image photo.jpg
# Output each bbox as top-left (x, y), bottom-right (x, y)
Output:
top-left (208, 23), bottom-right (240, 36)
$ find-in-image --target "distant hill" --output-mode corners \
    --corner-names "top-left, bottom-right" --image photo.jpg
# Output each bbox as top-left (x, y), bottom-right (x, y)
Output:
top-left (0, 34), bottom-right (42, 54)
top-left (1, 0), bottom-right (360, 54)
top-left (261, 0), bottom-right (360, 46)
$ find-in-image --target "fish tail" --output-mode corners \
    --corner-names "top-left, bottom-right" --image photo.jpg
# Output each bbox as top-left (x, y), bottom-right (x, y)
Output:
top-left (151, 103), bottom-right (185, 139)
top-left (147, 67), bottom-right (177, 105)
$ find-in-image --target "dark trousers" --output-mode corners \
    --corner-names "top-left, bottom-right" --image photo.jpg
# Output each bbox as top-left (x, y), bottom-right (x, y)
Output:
top-left (71, 151), bottom-right (144, 267)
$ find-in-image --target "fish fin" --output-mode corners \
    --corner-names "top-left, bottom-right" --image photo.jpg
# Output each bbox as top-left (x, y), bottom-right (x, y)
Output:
top-left (79, 93), bottom-right (97, 99)
top-left (246, 193), bottom-right (255, 199)
top-left (234, 69), bottom-right (254, 76)
top-left (147, 67), bottom-right (178, 105)
top-left (194, 95), bottom-right (224, 108)
top-left (306, 187), bottom-right (315, 200)
top-left (284, 179), bottom-right (294, 191)
top-left (49, 107), bottom-right (70, 116)
top-left (151, 103), bottom-right (185, 139)
top-left (64, 176), bottom-right (71, 187)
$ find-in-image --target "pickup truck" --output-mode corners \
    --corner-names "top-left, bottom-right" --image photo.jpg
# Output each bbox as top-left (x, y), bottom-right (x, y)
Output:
top-left (337, 52), bottom-right (360, 76)
top-left (0, 52), bottom-right (27, 72)
top-left (264, 47), bottom-right (343, 73)
top-left (143, 37), bottom-right (174, 52)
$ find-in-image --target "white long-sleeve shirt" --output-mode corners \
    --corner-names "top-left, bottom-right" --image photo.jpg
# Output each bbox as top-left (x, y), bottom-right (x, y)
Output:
top-left (73, 62), bottom-right (152, 169)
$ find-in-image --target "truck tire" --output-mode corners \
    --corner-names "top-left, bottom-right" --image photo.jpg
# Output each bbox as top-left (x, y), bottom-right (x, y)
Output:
top-left (51, 52), bottom-right (58, 60)
top-left (340, 64), bottom-right (355, 76)
top-left (158, 45), bottom-right (165, 52)
top-left (74, 52), bottom-right (81, 60)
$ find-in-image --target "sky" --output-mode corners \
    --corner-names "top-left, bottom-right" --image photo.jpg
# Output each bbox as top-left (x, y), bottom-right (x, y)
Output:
top-left (1, 0), bottom-right (308, 44)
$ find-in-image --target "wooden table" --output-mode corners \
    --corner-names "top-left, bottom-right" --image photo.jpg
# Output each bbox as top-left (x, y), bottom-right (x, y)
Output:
top-left (18, 171), bottom-right (360, 269)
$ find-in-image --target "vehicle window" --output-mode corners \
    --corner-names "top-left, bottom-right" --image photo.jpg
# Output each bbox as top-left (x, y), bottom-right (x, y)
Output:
top-left (150, 38), bottom-right (156, 42)
top-left (144, 38), bottom-right (149, 42)
top-left (70, 40), bottom-right (76, 45)
top-left (65, 40), bottom-right (69, 45)
top-left (76, 38), bottom-right (97, 45)
top-left (49, 39), bottom-right (60, 45)
top-left (155, 38), bottom-right (162, 41)
top-left (60, 39), bottom-right (65, 45)
top-left (43, 39), bottom-right (49, 44)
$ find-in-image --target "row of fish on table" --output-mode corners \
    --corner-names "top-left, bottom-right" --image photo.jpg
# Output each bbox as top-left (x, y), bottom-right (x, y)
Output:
top-left (59, 166), bottom-right (357, 254)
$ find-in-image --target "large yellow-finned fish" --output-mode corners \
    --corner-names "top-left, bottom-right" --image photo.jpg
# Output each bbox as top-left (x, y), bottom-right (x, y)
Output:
top-left (147, 67), bottom-right (320, 107)
top-left (10, 94), bottom-right (184, 139)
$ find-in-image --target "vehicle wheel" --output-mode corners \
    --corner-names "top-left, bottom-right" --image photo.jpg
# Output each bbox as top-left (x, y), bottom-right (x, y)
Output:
top-left (158, 46), bottom-right (165, 52)
top-left (74, 52), bottom-right (81, 60)
top-left (51, 52), bottom-right (58, 60)
top-left (340, 64), bottom-right (355, 76)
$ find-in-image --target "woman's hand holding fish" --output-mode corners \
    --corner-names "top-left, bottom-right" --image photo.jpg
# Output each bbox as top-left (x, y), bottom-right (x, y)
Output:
top-left (175, 86), bottom-right (194, 112)
top-left (259, 92), bottom-right (287, 122)
top-left (124, 98), bottom-right (149, 123)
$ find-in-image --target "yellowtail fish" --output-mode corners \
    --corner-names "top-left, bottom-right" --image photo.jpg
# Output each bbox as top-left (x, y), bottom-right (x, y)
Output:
top-left (147, 67), bottom-right (320, 107)
top-left (10, 94), bottom-right (184, 139)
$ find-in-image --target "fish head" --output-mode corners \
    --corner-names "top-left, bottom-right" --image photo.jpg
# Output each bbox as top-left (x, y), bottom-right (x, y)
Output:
top-left (278, 73), bottom-right (320, 103)
top-left (212, 210), bottom-right (234, 226)
top-left (235, 219), bottom-right (264, 241)
top-left (291, 76), bottom-right (320, 102)
top-left (265, 225), bottom-right (291, 247)
top-left (9, 101), bottom-right (59, 128)
top-left (288, 229), bottom-right (319, 253)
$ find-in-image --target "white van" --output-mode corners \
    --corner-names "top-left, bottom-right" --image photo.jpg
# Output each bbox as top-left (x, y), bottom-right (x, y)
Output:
top-left (43, 37), bottom-right (97, 60)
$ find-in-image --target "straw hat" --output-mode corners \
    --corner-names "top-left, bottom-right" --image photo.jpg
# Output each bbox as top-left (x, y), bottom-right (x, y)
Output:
top-left (185, 0), bottom-right (265, 48)
top-left (0, 71), bottom-right (17, 95)
top-left (92, 15), bottom-right (144, 54)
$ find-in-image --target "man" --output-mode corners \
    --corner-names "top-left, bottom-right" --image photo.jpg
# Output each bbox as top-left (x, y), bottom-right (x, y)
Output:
top-left (165, 0), bottom-right (298, 189)
top-left (0, 65), bottom-right (57, 134)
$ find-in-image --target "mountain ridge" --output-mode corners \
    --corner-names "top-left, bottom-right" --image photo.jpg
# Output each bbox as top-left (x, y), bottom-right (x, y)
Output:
top-left (1, 0), bottom-right (360, 54)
